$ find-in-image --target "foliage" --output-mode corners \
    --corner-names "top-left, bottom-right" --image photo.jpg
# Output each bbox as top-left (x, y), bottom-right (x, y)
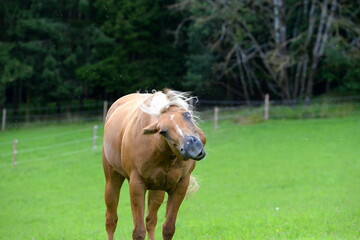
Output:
top-left (319, 39), bottom-right (360, 94)
top-left (0, 0), bottom-right (186, 110)
top-left (174, 0), bottom-right (360, 100)
top-left (94, 0), bottom-right (186, 94)
top-left (0, 0), bottom-right (359, 112)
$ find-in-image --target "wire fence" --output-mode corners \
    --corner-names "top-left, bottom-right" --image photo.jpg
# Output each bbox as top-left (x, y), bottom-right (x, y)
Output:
top-left (2, 95), bottom-right (360, 130)
top-left (1, 95), bottom-right (359, 168)
top-left (0, 125), bottom-right (101, 168)
top-left (1, 101), bottom-right (111, 130)
top-left (197, 95), bottom-right (360, 125)
top-left (0, 147), bottom-right (92, 168)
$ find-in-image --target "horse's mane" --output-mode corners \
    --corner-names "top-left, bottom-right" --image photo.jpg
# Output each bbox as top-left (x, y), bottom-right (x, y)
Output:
top-left (139, 89), bottom-right (198, 119)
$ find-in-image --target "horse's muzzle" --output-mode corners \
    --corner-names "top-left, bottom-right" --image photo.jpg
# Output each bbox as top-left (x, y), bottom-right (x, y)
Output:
top-left (180, 136), bottom-right (206, 161)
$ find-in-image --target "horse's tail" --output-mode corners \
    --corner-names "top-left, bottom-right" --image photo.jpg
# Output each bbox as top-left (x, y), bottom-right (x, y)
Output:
top-left (186, 175), bottom-right (200, 197)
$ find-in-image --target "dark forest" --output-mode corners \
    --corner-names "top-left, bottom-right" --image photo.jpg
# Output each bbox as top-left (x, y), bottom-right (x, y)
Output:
top-left (1, 0), bottom-right (359, 111)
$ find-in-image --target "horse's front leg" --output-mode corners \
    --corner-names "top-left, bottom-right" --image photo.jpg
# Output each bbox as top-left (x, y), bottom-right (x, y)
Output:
top-left (162, 176), bottom-right (190, 240)
top-left (129, 172), bottom-right (147, 240)
top-left (146, 190), bottom-right (165, 240)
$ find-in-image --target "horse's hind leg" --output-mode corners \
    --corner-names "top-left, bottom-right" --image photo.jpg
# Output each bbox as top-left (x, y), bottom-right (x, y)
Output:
top-left (103, 154), bottom-right (125, 240)
top-left (146, 190), bottom-right (165, 240)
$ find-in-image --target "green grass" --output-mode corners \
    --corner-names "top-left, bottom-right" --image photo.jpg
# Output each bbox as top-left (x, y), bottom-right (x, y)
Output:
top-left (0, 117), bottom-right (359, 239)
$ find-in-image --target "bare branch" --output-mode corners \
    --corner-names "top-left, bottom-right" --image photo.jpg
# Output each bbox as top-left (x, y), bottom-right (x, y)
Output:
top-left (210, 22), bottom-right (228, 51)
top-left (235, 49), bottom-right (250, 101)
top-left (318, 0), bottom-right (337, 56)
top-left (313, 0), bottom-right (329, 57)
top-left (173, 17), bottom-right (193, 46)
top-left (306, 0), bottom-right (316, 45)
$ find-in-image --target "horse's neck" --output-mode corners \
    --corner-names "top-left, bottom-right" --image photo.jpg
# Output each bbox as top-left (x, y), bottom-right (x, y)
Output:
top-left (145, 136), bottom-right (177, 166)
top-left (135, 108), bottom-right (181, 166)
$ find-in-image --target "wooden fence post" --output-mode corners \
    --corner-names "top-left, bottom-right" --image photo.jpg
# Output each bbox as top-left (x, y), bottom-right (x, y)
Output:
top-left (264, 94), bottom-right (270, 120)
top-left (103, 101), bottom-right (108, 122)
top-left (214, 106), bottom-right (219, 129)
top-left (93, 125), bottom-right (98, 152)
top-left (2, 108), bottom-right (6, 131)
top-left (13, 139), bottom-right (18, 167)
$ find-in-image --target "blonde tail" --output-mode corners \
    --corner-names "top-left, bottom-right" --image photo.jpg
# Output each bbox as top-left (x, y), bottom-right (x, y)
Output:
top-left (186, 175), bottom-right (200, 197)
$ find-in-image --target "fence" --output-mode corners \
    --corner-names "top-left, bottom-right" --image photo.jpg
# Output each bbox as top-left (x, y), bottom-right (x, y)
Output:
top-left (1, 95), bottom-right (359, 168)
top-left (0, 101), bottom-right (111, 130)
top-left (197, 95), bottom-right (360, 128)
top-left (1, 95), bottom-right (360, 131)
top-left (0, 125), bottom-right (100, 168)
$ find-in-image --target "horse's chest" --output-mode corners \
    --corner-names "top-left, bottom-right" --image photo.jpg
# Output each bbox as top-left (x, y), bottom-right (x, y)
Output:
top-left (144, 167), bottom-right (182, 190)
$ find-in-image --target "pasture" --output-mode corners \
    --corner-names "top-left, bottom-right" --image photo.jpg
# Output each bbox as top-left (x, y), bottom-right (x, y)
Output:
top-left (0, 116), bottom-right (359, 239)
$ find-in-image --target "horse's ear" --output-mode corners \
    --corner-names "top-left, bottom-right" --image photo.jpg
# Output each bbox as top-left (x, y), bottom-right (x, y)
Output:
top-left (143, 122), bottom-right (159, 135)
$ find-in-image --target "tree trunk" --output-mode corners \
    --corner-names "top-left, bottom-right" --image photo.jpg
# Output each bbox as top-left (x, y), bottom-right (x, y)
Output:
top-left (273, 0), bottom-right (290, 100)
top-left (235, 49), bottom-right (250, 103)
top-left (306, 0), bottom-right (337, 101)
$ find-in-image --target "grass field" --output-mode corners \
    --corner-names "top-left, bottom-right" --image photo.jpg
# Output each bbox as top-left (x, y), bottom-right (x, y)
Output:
top-left (0, 116), bottom-right (359, 240)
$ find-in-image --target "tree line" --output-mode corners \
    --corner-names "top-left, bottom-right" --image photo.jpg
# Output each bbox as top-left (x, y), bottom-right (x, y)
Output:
top-left (1, 0), bottom-right (359, 113)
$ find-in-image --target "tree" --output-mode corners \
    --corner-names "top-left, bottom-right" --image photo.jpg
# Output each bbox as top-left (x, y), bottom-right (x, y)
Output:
top-left (0, 0), bottom-right (113, 111)
top-left (91, 0), bottom-right (187, 96)
top-left (173, 0), bottom-right (360, 100)
top-left (0, 43), bottom-right (33, 107)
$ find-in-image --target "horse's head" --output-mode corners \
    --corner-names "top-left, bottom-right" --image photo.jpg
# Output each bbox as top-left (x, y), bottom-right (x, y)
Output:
top-left (143, 106), bottom-right (206, 161)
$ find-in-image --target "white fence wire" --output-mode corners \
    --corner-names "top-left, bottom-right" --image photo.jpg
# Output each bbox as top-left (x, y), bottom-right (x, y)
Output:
top-left (0, 125), bottom-right (100, 168)
top-left (1, 101), bottom-right (110, 130)
top-left (2, 95), bottom-right (360, 130)
top-left (1, 95), bottom-right (359, 168)
top-left (0, 147), bottom-right (91, 168)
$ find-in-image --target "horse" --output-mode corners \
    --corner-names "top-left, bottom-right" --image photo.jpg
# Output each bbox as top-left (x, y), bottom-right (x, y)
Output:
top-left (102, 89), bottom-right (207, 240)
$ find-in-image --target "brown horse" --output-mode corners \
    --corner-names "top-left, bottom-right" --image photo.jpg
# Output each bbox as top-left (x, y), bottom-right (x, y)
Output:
top-left (102, 89), bottom-right (206, 240)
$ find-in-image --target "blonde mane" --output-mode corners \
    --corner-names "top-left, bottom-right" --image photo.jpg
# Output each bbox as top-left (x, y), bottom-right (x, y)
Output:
top-left (139, 89), bottom-right (197, 118)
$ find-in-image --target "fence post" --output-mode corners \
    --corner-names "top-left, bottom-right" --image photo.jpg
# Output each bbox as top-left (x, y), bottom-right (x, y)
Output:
top-left (103, 101), bottom-right (108, 122)
top-left (13, 139), bottom-right (18, 167)
top-left (93, 125), bottom-right (98, 152)
top-left (214, 106), bottom-right (219, 129)
top-left (2, 108), bottom-right (6, 131)
top-left (264, 94), bottom-right (270, 120)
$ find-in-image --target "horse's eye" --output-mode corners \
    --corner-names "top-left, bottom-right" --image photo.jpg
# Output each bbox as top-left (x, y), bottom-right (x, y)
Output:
top-left (159, 130), bottom-right (167, 136)
top-left (184, 112), bottom-right (191, 119)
